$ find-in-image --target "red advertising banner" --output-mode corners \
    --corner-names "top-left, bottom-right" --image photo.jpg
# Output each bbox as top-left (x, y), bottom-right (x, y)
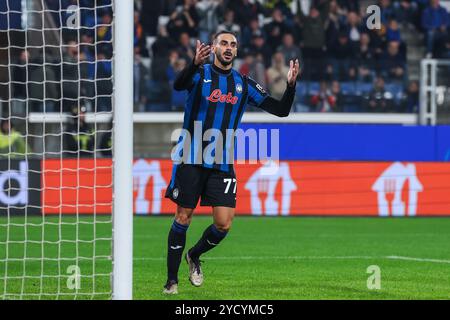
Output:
top-left (42, 159), bottom-right (450, 216)
top-left (42, 159), bottom-right (112, 214)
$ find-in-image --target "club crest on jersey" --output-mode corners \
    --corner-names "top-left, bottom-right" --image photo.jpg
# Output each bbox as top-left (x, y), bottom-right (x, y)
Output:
top-left (207, 89), bottom-right (238, 104)
top-left (172, 188), bottom-right (179, 199)
top-left (236, 83), bottom-right (242, 94)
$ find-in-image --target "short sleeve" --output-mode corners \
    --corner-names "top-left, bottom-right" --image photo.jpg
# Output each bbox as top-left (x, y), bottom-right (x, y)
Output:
top-left (247, 77), bottom-right (268, 107)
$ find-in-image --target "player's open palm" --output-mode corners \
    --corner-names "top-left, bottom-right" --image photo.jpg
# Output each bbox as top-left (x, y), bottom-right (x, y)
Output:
top-left (194, 40), bottom-right (211, 66)
top-left (287, 59), bottom-right (300, 86)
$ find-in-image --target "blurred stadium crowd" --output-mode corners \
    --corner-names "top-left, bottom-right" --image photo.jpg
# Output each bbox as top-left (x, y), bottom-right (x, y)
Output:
top-left (9, 0), bottom-right (113, 114)
top-left (5, 0), bottom-right (450, 115)
top-left (134, 0), bottom-right (450, 113)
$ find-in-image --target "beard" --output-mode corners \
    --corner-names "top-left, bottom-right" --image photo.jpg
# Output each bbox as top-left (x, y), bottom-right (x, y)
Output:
top-left (216, 49), bottom-right (235, 66)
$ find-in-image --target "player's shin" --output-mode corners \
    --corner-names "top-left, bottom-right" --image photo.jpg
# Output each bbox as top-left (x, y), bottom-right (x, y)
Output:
top-left (167, 220), bottom-right (189, 282)
top-left (189, 224), bottom-right (228, 259)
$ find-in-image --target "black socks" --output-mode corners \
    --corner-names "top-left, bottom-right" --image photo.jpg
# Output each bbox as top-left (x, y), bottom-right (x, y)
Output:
top-left (167, 222), bottom-right (229, 282)
top-left (189, 224), bottom-right (228, 260)
top-left (167, 220), bottom-right (188, 282)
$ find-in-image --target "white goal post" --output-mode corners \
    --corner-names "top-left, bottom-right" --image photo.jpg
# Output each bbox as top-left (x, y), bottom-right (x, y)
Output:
top-left (112, 0), bottom-right (133, 300)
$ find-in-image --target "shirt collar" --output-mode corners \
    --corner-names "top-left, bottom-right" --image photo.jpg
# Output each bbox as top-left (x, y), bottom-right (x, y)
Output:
top-left (212, 63), bottom-right (232, 75)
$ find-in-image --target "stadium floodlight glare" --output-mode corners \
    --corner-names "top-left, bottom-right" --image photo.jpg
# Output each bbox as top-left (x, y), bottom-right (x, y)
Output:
top-left (0, 0), bottom-right (133, 299)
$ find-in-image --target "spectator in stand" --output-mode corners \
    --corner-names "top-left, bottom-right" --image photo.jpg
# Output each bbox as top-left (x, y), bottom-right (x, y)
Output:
top-left (265, 0), bottom-right (295, 22)
top-left (392, 0), bottom-right (419, 29)
top-left (297, 2), bottom-right (327, 80)
top-left (241, 18), bottom-right (267, 51)
top-left (379, 0), bottom-right (396, 24)
top-left (249, 33), bottom-right (273, 68)
top-left (147, 55), bottom-right (172, 111)
top-left (140, 0), bottom-right (164, 37)
top-left (421, 0), bottom-right (449, 57)
top-left (95, 50), bottom-right (113, 111)
top-left (168, 49), bottom-right (188, 85)
top-left (364, 22), bottom-right (386, 60)
top-left (167, 0), bottom-right (200, 39)
top-left (330, 80), bottom-right (344, 112)
top-left (332, 0), bottom-right (349, 21)
top-left (163, 1), bottom-right (181, 14)
top-left (328, 31), bottom-right (354, 81)
top-left (344, 11), bottom-right (362, 46)
top-left (310, 81), bottom-right (337, 112)
top-left (401, 80), bottom-right (419, 113)
top-left (386, 18), bottom-right (402, 42)
top-left (355, 32), bottom-right (375, 82)
top-left (264, 8), bottom-right (290, 52)
top-left (99, 120), bottom-right (112, 157)
top-left (62, 40), bottom-right (88, 112)
top-left (63, 105), bottom-right (95, 158)
top-left (435, 29), bottom-right (450, 58)
top-left (277, 33), bottom-right (302, 67)
top-left (152, 24), bottom-right (177, 59)
top-left (228, 0), bottom-right (265, 28)
top-left (146, 31), bottom-right (173, 111)
top-left (238, 52), bottom-right (254, 76)
top-left (134, 49), bottom-right (150, 112)
top-left (196, 0), bottom-right (225, 43)
top-left (177, 32), bottom-right (195, 62)
top-left (325, 0), bottom-right (342, 50)
top-left (134, 10), bottom-right (149, 57)
top-left (81, 23), bottom-right (106, 112)
top-left (97, 11), bottom-right (113, 42)
top-left (266, 52), bottom-right (289, 100)
top-left (297, 4), bottom-right (325, 51)
top-left (250, 52), bottom-right (268, 90)
top-left (0, 119), bottom-right (31, 157)
top-left (238, 50), bottom-right (266, 112)
top-left (336, 0), bottom-right (360, 14)
top-left (312, 0), bottom-right (331, 21)
top-left (235, 48), bottom-right (266, 90)
top-left (169, 49), bottom-right (180, 71)
top-left (80, 31), bottom-right (95, 74)
top-left (11, 50), bottom-right (29, 115)
top-left (169, 51), bottom-right (188, 111)
top-left (217, 9), bottom-right (241, 40)
top-left (172, 56), bottom-right (188, 75)
top-left (363, 76), bottom-right (395, 112)
top-left (380, 40), bottom-right (406, 82)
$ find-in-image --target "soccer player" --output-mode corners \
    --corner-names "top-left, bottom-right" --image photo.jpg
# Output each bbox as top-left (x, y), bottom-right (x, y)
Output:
top-left (163, 31), bottom-right (300, 294)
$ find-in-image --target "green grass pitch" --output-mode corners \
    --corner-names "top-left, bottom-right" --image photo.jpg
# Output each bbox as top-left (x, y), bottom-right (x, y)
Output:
top-left (1, 216), bottom-right (450, 299)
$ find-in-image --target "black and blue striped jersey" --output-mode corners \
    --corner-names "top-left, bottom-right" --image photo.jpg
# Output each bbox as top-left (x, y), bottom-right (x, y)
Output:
top-left (172, 61), bottom-right (296, 173)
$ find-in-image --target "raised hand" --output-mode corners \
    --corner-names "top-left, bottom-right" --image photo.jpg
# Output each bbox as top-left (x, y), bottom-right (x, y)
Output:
top-left (287, 59), bottom-right (300, 86)
top-left (194, 40), bottom-right (211, 66)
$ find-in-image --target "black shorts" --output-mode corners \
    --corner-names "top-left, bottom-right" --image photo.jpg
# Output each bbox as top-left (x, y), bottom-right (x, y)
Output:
top-left (165, 164), bottom-right (237, 209)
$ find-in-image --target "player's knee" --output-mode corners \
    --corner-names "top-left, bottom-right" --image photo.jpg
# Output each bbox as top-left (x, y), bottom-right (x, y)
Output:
top-left (175, 213), bottom-right (192, 226)
top-left (175, 207), bottom-right (193, 225)
top-left (214, 221), bottom-right (232, 233)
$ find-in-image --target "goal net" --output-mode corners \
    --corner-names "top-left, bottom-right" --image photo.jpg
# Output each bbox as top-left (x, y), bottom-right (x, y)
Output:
top-left (0, 0), bottom-right (118, 299)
